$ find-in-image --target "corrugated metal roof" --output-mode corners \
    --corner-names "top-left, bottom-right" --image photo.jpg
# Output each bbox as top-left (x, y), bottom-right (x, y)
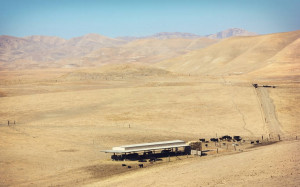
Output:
top-left (101, 140), bottom-right (188, 153)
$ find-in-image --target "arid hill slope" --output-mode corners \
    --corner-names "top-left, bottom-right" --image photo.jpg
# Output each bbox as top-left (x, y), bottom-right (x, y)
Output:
top-left (79, 38), bottom-right (217, 65)
top-left (249, 37), bottom-right (300, 80)
top-left (157, 30), bottom-right (300, 78)
top-left (0, 35), bottom-right (217, 70)
top-left (60, 63), bottom-right (172, 81)
top-left (0, 34), bottom-right (126, 63)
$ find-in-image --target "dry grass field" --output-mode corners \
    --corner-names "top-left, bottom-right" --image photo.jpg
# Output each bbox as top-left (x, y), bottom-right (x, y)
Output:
top-left (0, 30), bottom-right (299, 186)
top-left (0, 65), bottom-right (299, 186)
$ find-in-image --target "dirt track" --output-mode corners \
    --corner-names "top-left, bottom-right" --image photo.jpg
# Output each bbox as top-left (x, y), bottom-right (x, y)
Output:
top-left (255, 87), bottom-right (283, 136)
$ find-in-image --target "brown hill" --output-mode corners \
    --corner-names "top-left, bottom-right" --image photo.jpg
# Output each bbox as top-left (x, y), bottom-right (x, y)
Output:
top-left (65, 33), bottom-right (126, 49)
top-left (0, 34), bottom-right (127, 65)
top-left (248, 37), bottom-right (300, 80)
top-left (157, 30), bottom-right (300, 79)
top-left (116, 32), bottom-right (202, 41)
top-left (143, 32), bottom-right (202, 39)
top-left (79, 37), bottom-right (217, 65)
top-left (24, 35), bottom-right (66, 46)
top-left (0, 34), bottom-right (217, 70)
top-left (60, 63), bottom-right (172, 81)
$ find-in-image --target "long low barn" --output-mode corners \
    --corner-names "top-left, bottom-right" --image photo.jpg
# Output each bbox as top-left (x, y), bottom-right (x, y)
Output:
top-left (102, 140), bottom-right (189, 153)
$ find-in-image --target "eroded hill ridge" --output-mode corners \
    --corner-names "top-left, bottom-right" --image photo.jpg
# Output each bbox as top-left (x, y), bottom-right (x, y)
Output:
top-left (0, 28), bottom-right (255, 69)
top-left (157, 30), bottom-right (300, 79)
top-left (0, 29), bottom-right (299, 80)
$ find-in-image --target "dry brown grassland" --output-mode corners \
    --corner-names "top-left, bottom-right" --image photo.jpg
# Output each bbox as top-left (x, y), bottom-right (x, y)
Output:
top-left (0, 68), bottom-right (299, 186)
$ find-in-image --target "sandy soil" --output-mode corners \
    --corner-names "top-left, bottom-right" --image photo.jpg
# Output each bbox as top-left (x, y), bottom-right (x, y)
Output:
top-left (90, 140), bottom-right (300, 187)
top-left (0, 69), bottom-right (299, 186)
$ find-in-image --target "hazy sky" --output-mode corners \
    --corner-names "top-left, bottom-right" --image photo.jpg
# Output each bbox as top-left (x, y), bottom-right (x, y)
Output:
top-left (1, 0), bottom-right (299, 38)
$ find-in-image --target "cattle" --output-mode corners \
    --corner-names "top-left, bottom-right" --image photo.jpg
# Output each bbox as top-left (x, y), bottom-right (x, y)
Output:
top-left (199, 138), bottom-right (206, 142)
top-left (256, 140), bottom-right (260, 144)
top-left (233, 136), bottom-right (242, 141)
top-left (161, 150), bottom-right (170, 154)
top-left (210, 138), bottom-right (219, 142)
top-left (128, 166), bottom-right (132, 168)
top-left (149, 157), bottom-right (157, 162)
top-left (252, 84), bottom-right (258, 88)
top-left (112, 155), bottom-right (123, 161)
top-left (138, 164), bottom-right (144, 168)
top-left (126, 153), bottom-right (139, 161)
top-left (111, 155), bottom-right (118, 161)
top-left (251, 141), bottom-right (254, 144)
top-left (220, 135), bottom-right (232, 141)
top-left (122, 164), bottom-right (126, 167)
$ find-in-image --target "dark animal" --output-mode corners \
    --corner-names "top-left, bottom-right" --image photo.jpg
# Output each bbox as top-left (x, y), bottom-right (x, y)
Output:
top-left (138, 164), bottom-right (144, 168)
top-left (199, 138), bottom-right (206, 142)
top-left (233, 136), bottom-right (242, 141)
top-left (256, 140), bottom-right (260, 144)
top-left (111, 155), bottom-right (118, 160)
top-left (128, 166), bottom-right (131, 168)
top-left (210, 138), bottom-right (219, 142)
top-left (205, 144), bottom-right (208, 147)
top-left (161, 150), bottom-right (170, 154)
top-left (122, 164), bottom-right (126, 166)
top-left (149, 157), bottom-right (157, 162)
top-left (220, 135), bottom-right (232, 141)
top-left (252, 84), bottom-right (258, 88)
top-left (126, 153), bottom-right (139, 160)
top-left (251, 141), bottom-right (254, 144)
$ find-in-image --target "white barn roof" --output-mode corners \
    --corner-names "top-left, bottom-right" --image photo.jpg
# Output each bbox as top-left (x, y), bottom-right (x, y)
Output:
top-left (102, 140), bottom-right (188, 153)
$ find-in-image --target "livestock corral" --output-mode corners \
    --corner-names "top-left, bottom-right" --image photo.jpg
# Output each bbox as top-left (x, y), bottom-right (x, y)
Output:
top-left (103, 135), bottom-right (280, 165)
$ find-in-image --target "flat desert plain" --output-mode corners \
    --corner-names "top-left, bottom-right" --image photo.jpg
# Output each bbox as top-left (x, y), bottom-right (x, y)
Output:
top-left (0, 66), bottom-right (299, 186)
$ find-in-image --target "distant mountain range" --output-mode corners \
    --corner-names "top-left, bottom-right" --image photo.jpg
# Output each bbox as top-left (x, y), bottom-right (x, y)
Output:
top-left (0, 28), bottom-right (258, 70)
top-left (0, 28), bottom-right (299, 79)
top-left (206, 28), bottom-right (257, 39)
top-left (118, 28), bottom-right (257, 40)
top-left (117, 32), bottom-right (202, 41)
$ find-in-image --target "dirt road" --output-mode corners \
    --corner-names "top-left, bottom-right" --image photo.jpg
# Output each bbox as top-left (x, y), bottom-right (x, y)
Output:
top-left (255, 87), bottom-right (283, 136)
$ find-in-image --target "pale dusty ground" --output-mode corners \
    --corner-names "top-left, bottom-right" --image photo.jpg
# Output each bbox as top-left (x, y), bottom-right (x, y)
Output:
top-left (0, 69), bottom-right (299, 186)
top-left (90, 140), bottom-right (300, 187)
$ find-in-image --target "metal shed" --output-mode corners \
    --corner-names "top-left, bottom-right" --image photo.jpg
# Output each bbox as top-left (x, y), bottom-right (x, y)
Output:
top-left (102, 140), bottom-right (189, 153)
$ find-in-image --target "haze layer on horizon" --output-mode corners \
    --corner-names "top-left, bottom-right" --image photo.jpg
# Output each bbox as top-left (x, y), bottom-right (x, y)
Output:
top-left (1, 0), bottom-right (300, 39)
